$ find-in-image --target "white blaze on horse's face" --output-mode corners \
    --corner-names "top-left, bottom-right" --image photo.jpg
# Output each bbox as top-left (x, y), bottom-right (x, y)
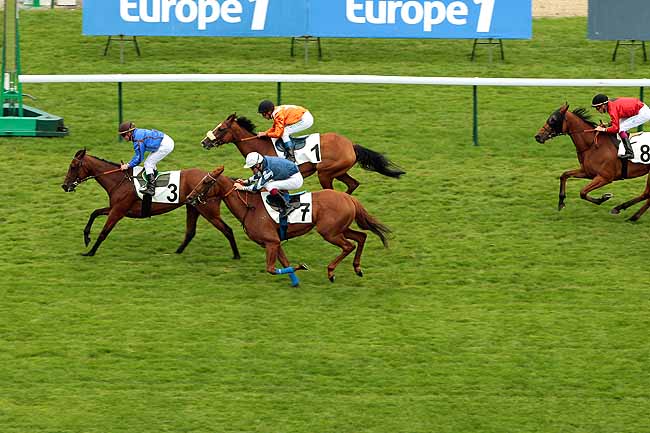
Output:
top-left (206, 130), bottom-right (216, 141)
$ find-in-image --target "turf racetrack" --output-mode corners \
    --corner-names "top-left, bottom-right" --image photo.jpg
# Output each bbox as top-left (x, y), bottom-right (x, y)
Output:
top-left (2, 11), bottom-right (649, 433)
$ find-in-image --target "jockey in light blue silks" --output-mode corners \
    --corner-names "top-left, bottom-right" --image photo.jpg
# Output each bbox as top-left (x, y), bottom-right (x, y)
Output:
top-left (234, 151), bottom-right (304, 218)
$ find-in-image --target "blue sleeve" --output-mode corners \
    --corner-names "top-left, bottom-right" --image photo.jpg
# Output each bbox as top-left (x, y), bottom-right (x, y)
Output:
top-left (128, 141), bottom-right (145, 167)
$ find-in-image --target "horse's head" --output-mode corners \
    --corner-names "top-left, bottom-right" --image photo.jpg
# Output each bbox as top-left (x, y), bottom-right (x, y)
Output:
top-left (535, 103), bottom-right (569, 143)
top-left (187, 166), bottom-right (226, 206)
top-left (201, 114), bottom-right (239, 150)
top-left (62, 149), bottom-right (90, 192)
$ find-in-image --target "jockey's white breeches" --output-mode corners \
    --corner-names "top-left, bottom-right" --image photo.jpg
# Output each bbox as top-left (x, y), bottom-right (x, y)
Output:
top-left (265, 171), bottom-right (304, 192)
top-left (620, 104), bottom-right (650, 132)
top-left (283, 111), bottom-right (314, 142)
top-left (144, 134), bottom-right (174, 175)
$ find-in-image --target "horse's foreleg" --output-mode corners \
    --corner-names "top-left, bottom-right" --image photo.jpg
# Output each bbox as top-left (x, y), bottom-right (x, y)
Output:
top-left (558, 168), bottom-right (588, 210)
top-left (176, 205), bottom-right (200, 254)
top-left (196, 204), bottom-right (241, 259)
top-left (335, 173), bottom-right (360, 195)
top-left (277, 247), bottom-right (309, 272)
top-left (343, 229), bottom-right (367, 277)
top-left (83, 209), bottom-right (125, 256)
top-left (83, 207), bottom-right (110, 247)
top-left (320, 233), bottom-right (356, 282)
top-left (580, 176), bottom-right (614, 205)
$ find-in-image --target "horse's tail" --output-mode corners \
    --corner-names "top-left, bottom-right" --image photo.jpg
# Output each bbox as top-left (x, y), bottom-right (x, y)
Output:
top-left (353, 144), bottom-right (405, 178)
top-left (352, 197), bottom-right (390, 248)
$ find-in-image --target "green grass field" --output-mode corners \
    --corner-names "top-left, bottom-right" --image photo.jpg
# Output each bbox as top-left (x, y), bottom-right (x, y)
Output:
top-left (3, 10), bottom-right (650, 433)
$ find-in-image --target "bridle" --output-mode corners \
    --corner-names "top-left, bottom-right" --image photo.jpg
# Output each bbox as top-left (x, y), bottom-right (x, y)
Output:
top-left (541, 111), bottom-right (598, 140)
top-left (66, 156), bottom-right (128, 190)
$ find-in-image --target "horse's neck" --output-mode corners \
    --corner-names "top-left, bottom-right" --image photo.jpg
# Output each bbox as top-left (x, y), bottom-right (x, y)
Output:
top-left (86, 156), bottom-right (123, 191)
top-left (219, 177), bottom-right (260, 222)
top-left (566, 115), bottom-right (595, 154)
top-left (233, 128), bottom-right (275, 156)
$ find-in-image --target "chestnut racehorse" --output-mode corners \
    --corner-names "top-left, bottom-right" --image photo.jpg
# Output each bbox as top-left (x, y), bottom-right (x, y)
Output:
top-left (186, 165), bottom-right (390, 286)
top-left (61, 149), bottom-right (240, 257)
top-left (535, 103), bottom-right (650, 217)
top-left (200, 114), bottom-right (405, 194)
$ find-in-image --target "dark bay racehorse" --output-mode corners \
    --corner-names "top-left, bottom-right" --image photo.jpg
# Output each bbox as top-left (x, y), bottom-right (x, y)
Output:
top-left (62, 149), bottom-right (240, 257)
top-left (535, 103), bottom-right (650, 216)
top-left (186, 166), bottom-right (390, 285)
top-left (200, 114), bottom-right (405, 194)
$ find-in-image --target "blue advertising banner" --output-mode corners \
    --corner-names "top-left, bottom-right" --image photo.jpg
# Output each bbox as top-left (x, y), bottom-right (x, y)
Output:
top-left (83, 0), bottom-right (531, 39)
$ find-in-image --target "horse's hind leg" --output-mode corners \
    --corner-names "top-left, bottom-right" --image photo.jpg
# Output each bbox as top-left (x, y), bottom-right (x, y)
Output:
top-left (629, 199), bottom-right (650, 222)
top-left (196, 204), bottom-right (241, 259)
top-left (84, 207), bottom-right (110, 247)
top-left (83, 209), bottom-right (125, 256)
top-left (335, 173), bottom-right (360, 195)
top-left (176, 205), bottom-right (200, 254)
top-left (612, 176), bottom-right (650, 215)
top-left (580, 176), bottom-right (613, 205)
top-left (343, 228), bottom-right (367, 276)
top-left (319, 232), bottom-right (356, 282)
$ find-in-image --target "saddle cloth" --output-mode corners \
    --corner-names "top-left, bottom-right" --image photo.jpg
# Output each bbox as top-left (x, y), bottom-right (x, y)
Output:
top-left (261, 191), bottom-right (313, 224)
top-left (620, 132), bottom-right (650, 164)
top-left (132, 166), bottom-right (181, 204)
top-left (271, 133), bottom-right (322, 165)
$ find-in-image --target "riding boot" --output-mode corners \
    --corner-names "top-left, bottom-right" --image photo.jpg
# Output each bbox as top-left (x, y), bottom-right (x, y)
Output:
top-left (278, 192), bottom-right (291, 218)
top-left (284, 139), bottom-right (296, 162)
top-left (140, 172), bottom-right (156, 195)
top-left (620, 135), bottom-right (634, 159)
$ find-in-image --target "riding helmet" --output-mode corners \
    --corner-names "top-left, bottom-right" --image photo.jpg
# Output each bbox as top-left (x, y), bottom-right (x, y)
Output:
top-left (591, 94), bottom-right (609, 107)
top-left (258, 99), bottom-right (275, 114)
top-left (244, 152), bottom-right (264, 168)
top-left (118, 121), bottom-right (136, 136)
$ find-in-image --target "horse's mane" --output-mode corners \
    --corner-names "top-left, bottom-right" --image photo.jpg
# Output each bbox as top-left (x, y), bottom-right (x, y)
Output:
top-left (75, 149), bottom-right (120, 167)
top-left (571, 107), bottom-right (597, 128)
top-left (236, 116), bottom-right (257, 134)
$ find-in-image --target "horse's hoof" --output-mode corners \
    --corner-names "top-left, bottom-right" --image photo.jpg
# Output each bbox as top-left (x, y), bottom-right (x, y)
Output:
top-left (627, 216), bottom-right (639, 223)
top-left (233, 254), bottom-right (241, 260)
top-left (329, 275), bottom-right (335, 283)
top-left (610, 209), bottom-right (621, 215)
top-left (355, 269), bottom-right (363, 277)
top-left (603, 193), bottom-right (614, 199)
top-left (297, 263), bottom-right (310, 271)
top-left (558, 204), bottom-right (566, 211)
top-left (81, 251), bottom-right (94, 257)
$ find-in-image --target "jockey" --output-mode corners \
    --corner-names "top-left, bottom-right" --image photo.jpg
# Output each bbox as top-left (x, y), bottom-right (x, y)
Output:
top-left (234, 151), bottom-right (304, 218)
top-left (256, 100), bottom-right (314, 162)
top-left (118, 121), bottom-right (175, 195)
top-left (592, 93), bottom-right (650, 160)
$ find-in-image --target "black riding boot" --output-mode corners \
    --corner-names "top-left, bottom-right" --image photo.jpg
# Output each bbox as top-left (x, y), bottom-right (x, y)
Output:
top-left (278, 192), bottom-right (291, 218)
top-left (620, 135), bottom-right (634, 159)
top-left (140, 173), bottom-right (156, 195)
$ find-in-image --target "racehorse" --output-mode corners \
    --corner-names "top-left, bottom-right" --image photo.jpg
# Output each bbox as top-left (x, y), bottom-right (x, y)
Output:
top-left (535, 103), bottom-right (650, 215)
top-left (186, 165), bottom-right (390, 285)
top-left (61, 149), bottom-right (240, 258)
top-left (200, 114), bottom-right (405, 194)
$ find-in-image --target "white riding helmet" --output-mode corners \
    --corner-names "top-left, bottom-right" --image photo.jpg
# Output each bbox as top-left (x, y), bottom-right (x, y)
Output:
top-left (244, 152), bottom-right (264, 168)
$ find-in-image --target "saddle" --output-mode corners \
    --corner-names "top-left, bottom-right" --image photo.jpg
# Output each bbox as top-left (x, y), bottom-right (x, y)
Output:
top-left (273, 135), bottom-right (308, 153)
top-left (265, 192), bottom-right (305, 216)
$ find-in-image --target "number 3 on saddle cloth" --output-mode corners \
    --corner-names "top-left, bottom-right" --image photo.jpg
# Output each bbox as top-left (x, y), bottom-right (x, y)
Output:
top-left (271, 134), bottom-right (322, 164)
top-left (261, 191), bottom-right (313, 240)
top-left (622, 132), bottom-right (650, 164)
top-left (132, 166), bottom-right (181, 204)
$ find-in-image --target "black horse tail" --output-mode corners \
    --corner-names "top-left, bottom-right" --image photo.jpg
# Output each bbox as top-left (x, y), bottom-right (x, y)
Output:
top-left (352, 197), bottom-right (391, 248)
top-left (353, 144), bottom-right (405, 178)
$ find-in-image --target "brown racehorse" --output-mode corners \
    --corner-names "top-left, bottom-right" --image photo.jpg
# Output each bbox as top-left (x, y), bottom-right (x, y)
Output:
top-left (200, 114), bottom-right (405, 194)
top-left (61, 149), bottom-right (240, 257)
top-left (535, 103), bottom-right (650, 217)
top-left (186, 165), bottom-right (390, 286)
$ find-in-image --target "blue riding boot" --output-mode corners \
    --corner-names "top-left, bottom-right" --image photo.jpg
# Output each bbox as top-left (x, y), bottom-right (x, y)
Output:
top-left (283, 139), bottom-right (296, 162)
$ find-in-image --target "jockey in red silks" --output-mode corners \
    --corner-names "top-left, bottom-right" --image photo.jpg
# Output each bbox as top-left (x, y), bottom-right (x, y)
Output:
top-left (592, 93), bottom-right (650, 160)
